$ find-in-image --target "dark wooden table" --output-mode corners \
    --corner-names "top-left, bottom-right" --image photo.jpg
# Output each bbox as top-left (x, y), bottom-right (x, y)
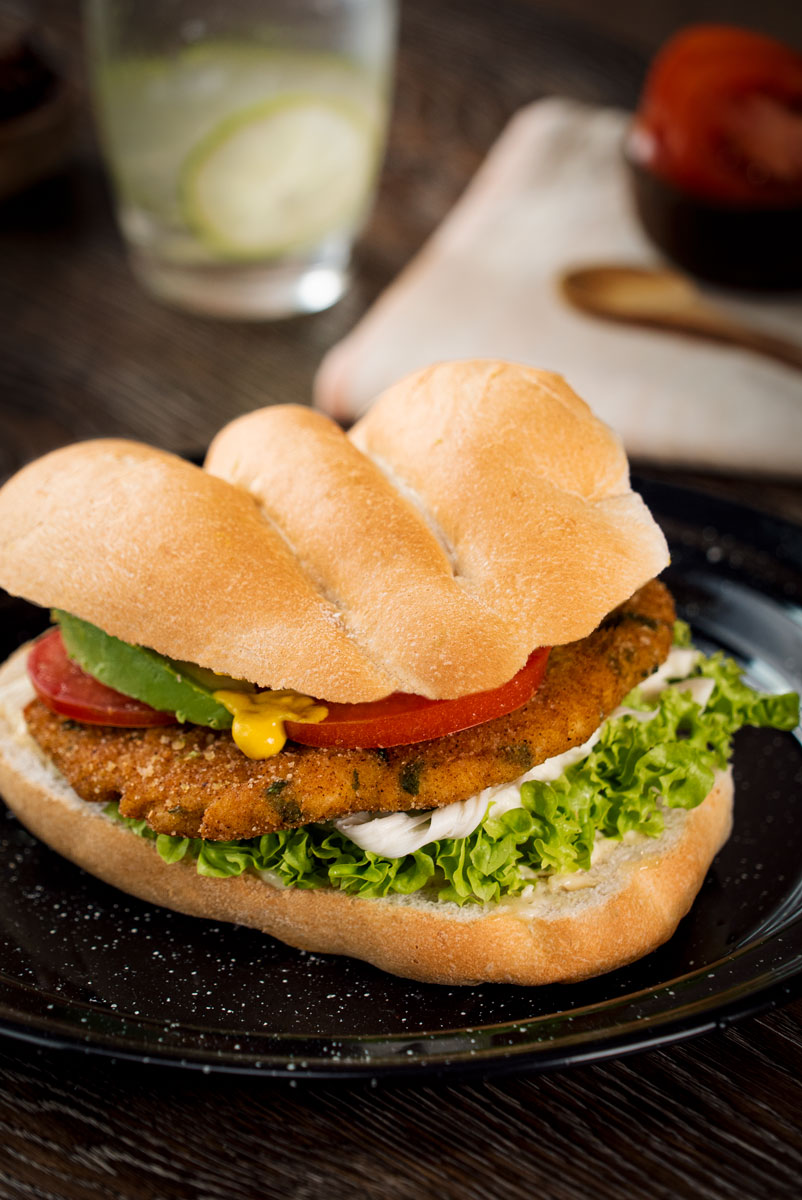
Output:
top-left (1, 1), bottom-right (802, 1197)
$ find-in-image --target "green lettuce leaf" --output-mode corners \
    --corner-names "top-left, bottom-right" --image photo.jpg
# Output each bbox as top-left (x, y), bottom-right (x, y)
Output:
top-left (672, 619), bottom-right (693, 648)
top-left (107, 637), bottom-right (799, 906)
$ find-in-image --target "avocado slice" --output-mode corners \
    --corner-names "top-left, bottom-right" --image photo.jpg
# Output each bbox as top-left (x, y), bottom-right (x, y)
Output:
top-left (54, 610), bottom-right (237, 729)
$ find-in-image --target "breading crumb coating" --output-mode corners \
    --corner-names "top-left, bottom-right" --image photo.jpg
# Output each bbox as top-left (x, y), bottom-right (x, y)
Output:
top-left (24, 580), bottom-right (675, 841)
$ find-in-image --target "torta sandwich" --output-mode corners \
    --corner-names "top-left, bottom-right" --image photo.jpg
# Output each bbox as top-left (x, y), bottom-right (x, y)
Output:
top-left (0, 360), bottom-right (796, 984)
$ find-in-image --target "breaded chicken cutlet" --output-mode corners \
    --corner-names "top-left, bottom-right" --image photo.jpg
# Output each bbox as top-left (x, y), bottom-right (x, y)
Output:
top-left (23, 580), bottom-right (674, 842)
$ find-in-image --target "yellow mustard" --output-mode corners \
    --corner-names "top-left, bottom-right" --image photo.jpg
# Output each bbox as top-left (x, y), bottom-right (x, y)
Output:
top-left (213, 689), bottom-right (328, 759)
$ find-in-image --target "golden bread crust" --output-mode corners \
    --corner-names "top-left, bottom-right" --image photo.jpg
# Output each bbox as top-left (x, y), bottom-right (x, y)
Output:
top-left (0, 361), bottom-right (668, 702)
top-left (350, 361), bottom-right (670, 650)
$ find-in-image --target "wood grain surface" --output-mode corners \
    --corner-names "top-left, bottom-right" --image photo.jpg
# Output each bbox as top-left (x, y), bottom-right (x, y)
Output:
top-left (0, 1011), bottom-right (801, 1200)
top-left (1, 1), bottom-right (802, 1198)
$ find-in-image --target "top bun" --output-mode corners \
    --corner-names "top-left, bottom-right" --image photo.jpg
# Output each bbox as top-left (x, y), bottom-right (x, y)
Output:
top-left (0, 360), bottom-right (668, 702)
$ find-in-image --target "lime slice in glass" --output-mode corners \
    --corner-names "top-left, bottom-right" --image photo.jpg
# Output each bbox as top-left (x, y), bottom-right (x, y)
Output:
top-left (180, 94), bottom-right (378, 259)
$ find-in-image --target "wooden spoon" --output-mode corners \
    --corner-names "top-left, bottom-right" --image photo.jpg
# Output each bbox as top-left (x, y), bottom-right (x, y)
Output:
top-left (560, 264), bottom-right (802, 373)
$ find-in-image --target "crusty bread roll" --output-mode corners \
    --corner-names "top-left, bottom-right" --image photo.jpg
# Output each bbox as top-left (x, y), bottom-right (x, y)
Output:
top-left (0, 439), bottom-right (395, 702)
top-left (0, 360), bottom-right (668, 703)
top-left (349, 361), bottom-right (670, 650)
top-left (0, 646), bottom-right (732, 986)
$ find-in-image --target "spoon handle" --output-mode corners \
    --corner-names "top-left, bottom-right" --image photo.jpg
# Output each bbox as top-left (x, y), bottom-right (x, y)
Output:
top-left (615, 308), bottom-right (802, 375)
top-left (560, 266), bottom-right (802, 374)
top-left (711, 321), bottom-right (802, 374)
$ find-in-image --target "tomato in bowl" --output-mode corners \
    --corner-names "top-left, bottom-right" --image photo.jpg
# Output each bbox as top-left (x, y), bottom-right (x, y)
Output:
top-left (626, 25), bottom-right (802, 289)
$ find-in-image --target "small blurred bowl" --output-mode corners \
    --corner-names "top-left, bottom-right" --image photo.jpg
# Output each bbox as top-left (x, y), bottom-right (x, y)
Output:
top-left (0, 73), bottom-right (77, 202)
top-left (626, 139), bottom-right (802, 292)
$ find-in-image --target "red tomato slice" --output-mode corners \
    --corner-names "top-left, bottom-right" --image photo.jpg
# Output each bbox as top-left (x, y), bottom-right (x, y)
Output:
top-left (28, 629), bottom-right (176, 727)
top-left (27, 629), bottom-right (550, 747)
top-left (285, 646), bottom-right (551, 749)
top-left (632, 24), bottom-right (802, 206)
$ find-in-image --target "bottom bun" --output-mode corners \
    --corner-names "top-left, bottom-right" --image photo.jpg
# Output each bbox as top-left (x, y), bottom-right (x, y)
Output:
top-left (0, 645), bottom-right (733, 986)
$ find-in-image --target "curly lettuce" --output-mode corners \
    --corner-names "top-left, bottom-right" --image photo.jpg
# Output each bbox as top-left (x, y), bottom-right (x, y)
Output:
top-left (107, 635), bottom-right (799, 906)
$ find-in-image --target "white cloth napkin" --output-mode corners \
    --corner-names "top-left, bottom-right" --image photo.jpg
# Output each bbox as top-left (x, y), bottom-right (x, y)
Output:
top-left (314, 98), bottom-right (802, 475)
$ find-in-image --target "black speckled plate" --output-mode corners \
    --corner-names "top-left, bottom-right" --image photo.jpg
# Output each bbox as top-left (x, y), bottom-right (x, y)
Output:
top-left (0, 479), bottom-right (800, 1079)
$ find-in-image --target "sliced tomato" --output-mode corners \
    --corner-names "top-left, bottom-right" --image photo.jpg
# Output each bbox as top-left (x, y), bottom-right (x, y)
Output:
top-left (285, 646), bottom-right (551, 749)
top-left (27, 628), bottom-right (550, 747)
top-left (28, 629), bottom-right (176, 727)
top-left (632, 24), bottom-right (802, 206)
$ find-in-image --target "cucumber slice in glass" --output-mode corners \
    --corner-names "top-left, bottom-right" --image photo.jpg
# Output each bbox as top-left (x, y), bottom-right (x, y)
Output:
top-left (180, 94), bottom-right (377, 259)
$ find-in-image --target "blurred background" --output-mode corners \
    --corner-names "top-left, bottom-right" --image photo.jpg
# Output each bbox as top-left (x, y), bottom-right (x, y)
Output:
top-left (1, 0), bottom-right (801, 482)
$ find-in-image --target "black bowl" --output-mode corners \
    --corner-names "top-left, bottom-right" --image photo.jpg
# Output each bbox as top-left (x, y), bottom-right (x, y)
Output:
top-left (627, 155), bottom-right (802, 291)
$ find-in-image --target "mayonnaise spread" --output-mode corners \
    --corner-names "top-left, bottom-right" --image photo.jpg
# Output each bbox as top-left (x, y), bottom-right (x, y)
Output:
top-left (332, 647), bottom-right (707, 858)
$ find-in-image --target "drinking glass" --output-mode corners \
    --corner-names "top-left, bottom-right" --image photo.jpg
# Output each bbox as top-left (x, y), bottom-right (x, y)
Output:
top-left (85, 0), bottom-right (397, 318)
